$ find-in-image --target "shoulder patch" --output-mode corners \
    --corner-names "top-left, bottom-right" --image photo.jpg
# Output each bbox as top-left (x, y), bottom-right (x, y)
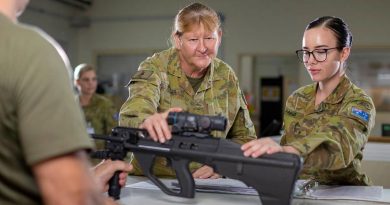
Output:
top-left (126, 70), bottom-right (154, 87)
top-left (351, 107), bottom-right (369, 122)
top-left (132, 70), bottom-right (153, 80)
top-left (285, 109), bottom-right (297, 117)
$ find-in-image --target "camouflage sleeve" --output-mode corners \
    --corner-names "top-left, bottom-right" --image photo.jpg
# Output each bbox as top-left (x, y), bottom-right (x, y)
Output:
top-left (285, 97), bottom-right (375, 170)
top-left (119, 63), bottom-right (161, 128)
top-left (227, 91), bottom-right (257, 144)
top-left (280, 95), bottom-right (293, 146)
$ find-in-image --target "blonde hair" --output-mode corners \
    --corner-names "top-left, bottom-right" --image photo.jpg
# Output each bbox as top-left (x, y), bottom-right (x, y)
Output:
top-left (74, 64), bottom-right (95, 80)
top-left (171, 3), bottom-right (221, 41)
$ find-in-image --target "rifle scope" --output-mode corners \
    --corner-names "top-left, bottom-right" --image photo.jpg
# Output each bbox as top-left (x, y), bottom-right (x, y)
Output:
top-left (167, 112), bottom-right (227, 134)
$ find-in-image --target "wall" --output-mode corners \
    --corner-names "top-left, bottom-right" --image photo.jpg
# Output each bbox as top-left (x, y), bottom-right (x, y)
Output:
top-left (20, 0), bottom-right (81, 63)
top-left (362, 142), bottom-right (390, 188)
top-left (19, 0), bottom-right (390, 135)
top-left (19, 0), bottom-right (390, 77)
top-left (75, 0), bottom-right (390, 68)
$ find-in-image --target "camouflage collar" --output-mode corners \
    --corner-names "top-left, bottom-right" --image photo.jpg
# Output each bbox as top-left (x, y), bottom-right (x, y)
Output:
top-left (77, 94), bottom-right (100, 108)
top-left (300, 75), bottom-right (351, 105)
top-left (321, 75), bottom-right (351, 104)
top-left (89, 94), bottom-right (100, 106)
top-left (166, 48), bottom-right (183, 77)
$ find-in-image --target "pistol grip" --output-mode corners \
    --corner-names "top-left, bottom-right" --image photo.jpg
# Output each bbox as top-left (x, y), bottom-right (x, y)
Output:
top-left (108, 171), bottom-right (121, 200)
top-left (170, 158), bottom-right (195, 198)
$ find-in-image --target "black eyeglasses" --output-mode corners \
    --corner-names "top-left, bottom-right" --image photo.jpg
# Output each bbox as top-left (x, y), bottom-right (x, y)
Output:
top-left (295, 47), bottom-right (341, 63)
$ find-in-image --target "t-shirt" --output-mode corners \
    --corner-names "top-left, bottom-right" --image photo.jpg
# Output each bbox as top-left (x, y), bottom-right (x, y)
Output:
top-left (0, 14), bottom-right (93, 205)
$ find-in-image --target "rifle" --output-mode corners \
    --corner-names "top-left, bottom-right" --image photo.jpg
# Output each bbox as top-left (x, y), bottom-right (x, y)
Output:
top-left (91, 112), bottom-right (302, 205)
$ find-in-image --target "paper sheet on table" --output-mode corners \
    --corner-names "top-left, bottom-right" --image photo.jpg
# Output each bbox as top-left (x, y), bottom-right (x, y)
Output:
top-left (172, 178), bottom-right (258, 195)
top-left (127, 178), bottom-right (383, 201)
top-left (127, 178), bottom-right (257, 195)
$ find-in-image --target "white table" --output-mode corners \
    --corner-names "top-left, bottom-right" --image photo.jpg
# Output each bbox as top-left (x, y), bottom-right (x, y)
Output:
top-left (118, 176), bottom-right (390, 205)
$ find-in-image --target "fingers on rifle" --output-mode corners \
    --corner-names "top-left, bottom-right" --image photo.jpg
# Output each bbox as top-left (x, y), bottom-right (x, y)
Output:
top-left (158, 115), bottom-right (171, 141)
top-left (245, 142), bottom-right (265, 158)
top-left (256, 143), bottom-right (274, 158)
top-left (155, 127), bottom-right (165, 143)
top-left (242, 140), bottom-right (260, 157)
top-left (110, 160), bottom-right (133, 172)
top-left (166, 107), bottom-right (183, 116)
top-left (143, 122), bottom-right (158, 142)
top-left (170, 107), bottom-right (183, 113)
top-left (267, 145), bottom-right (283, 155)
top-left (119, 172), bottom-right (128, 187)
top-left (242, 138), bottom-right (262, 150)
top-left (142, 108), bottom-right (183, 143)
top-left (210, 173), bottom-right (220, 179)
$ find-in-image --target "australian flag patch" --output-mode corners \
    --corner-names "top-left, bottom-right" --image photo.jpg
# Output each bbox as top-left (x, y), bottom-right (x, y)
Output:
top-left (351, 107), bottom-right (369, 122)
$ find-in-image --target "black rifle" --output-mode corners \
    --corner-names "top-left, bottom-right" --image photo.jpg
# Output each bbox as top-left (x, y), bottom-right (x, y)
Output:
top-left (91, 112), bottom-right (301, 205)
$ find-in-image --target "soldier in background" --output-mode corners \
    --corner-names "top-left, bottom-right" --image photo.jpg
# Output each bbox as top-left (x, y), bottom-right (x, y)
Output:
top-left (242, 16), bottom-right (376, 185)
top-left (74, 64), bottom-right (117, 164)
top-left (119, 2), bottom-right (257, 178)
top-left (74, 64), bottom-right (117, 136)
top-left (74, 64), bottom-right (117, 165)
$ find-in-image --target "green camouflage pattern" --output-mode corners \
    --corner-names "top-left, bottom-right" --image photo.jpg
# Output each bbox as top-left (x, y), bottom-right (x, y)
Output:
top-left (281, 76), bottom-right (376, 185)
top-left (80, 94), bottom-right (117, 162)
top-left (119, 48), bottom-right (257, 177)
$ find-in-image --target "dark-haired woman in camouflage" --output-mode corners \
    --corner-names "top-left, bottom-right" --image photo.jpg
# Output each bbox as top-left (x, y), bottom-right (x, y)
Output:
top-left (242, 16), bottom-right (375, 185)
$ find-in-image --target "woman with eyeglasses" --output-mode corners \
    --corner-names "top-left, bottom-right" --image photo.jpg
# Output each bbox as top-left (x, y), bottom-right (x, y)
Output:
top-left (242, 16), bottom-right (376, 185)
top-left (119, 2), bottom-right (256, 179)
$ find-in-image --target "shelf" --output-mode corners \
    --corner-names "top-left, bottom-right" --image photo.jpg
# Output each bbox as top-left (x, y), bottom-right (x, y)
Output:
top-left (368, 136), bottom-right (390, 143)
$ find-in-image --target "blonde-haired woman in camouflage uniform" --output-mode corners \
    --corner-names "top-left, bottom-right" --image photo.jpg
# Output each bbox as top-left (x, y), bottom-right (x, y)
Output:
top-left (74, 64), bottom-right (117, 165)
top-left (242, 16), bottom-right (376, 185)
top-left (119, 3), bottom-right (256, 178)
top-left (74, 64), bottom-right (117, 136)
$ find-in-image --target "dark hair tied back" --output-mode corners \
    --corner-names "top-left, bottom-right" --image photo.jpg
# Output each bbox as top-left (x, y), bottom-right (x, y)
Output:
top-left (306, 16), bottom-right (352, 49)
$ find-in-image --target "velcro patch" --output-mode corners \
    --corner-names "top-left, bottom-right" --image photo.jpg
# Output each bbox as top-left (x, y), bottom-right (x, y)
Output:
top-left (125, 70), bottom-right (154, 87)
top-left (285, 109), bottom-right (297, 117)
top-left (132, 70), bottom-right (153, 79)
top-left (351, 107), bottom-right (369, 122)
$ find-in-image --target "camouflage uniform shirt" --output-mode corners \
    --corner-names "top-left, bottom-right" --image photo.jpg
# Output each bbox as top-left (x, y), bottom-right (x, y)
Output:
top-left (80, 94), bottom-right (117, 135)
top-left (281, 76), bottom-right (375, 185)
top-left (79, 93), bottom-right (117, 164)
top-left (119, 48), bottom-right (257, 177)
